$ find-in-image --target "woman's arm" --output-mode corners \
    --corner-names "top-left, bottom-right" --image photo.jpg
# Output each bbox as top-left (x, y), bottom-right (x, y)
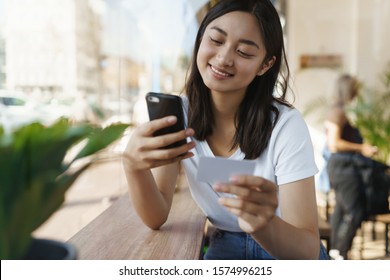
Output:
top-left (214, 176), bottom-right (320, 259)
top-left (325, 119), bottom-right (377, 157)
top-left (123, 116), bottom-right (195, 229)
top-left (256, 177), bottom-right (320, 259)
top-left (123, 163), bottom-right (180, 230)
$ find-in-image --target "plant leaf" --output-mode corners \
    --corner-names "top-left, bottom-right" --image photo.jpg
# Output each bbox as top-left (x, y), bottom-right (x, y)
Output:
top-left (72, 123), bottom-right (128, 162)
top-left (0, 119), bottom-right (129, 259)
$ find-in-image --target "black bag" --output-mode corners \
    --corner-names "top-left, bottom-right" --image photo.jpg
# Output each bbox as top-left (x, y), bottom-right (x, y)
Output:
top-left (353, 155), bottom-right (390, 217)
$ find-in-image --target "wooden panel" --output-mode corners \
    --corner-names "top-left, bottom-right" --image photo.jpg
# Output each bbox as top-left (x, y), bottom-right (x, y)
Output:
top-left (68, 185), bottom-right (207, 260)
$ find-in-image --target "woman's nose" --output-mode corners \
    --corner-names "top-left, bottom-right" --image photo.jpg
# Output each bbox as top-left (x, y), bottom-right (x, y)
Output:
top-left (216, 46), bottom-right (234, 67)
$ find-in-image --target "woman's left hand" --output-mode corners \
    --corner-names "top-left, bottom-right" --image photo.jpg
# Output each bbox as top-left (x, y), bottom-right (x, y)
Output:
top-left (213, 175), bottom-right (278, 233)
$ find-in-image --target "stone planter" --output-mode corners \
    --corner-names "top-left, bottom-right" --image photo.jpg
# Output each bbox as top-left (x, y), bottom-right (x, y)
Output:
top-left (23, 238), bottom-right (77, 260)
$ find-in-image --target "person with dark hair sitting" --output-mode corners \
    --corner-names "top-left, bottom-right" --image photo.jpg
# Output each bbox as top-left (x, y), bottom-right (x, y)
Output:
top-left (325, 74), bottom-right (378, 259)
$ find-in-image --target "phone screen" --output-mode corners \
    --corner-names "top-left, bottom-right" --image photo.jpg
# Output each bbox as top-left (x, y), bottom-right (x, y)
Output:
top-left (145, 92), bottom-right (187, 149)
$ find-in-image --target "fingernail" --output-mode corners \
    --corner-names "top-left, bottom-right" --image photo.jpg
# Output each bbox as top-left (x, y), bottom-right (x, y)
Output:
top-left (185, 128), bottom-right (194, 136)
top-left (167, 116), bottom-right (177, 123)
top-left (213, 183), bottom-right (222, 191)
top-left (229, 176), bottom-right (238, 183)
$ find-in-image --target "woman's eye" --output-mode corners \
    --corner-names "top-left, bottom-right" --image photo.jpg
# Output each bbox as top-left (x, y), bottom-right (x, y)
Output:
top-left (209, 36), bottom-right (222, 45)
top-left (237, 50), bottom-right (252, 58)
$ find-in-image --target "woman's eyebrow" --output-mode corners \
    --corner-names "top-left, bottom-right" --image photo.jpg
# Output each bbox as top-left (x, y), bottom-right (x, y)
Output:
top-left (210, 26), bottom-right (260, 49)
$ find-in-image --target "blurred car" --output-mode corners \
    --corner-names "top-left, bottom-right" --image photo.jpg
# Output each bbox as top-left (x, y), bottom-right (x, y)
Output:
top-left (0, 90), bottom-right (72, 132)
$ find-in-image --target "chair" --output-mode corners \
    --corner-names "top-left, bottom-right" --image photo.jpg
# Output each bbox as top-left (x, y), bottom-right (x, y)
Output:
top-left (372, 213), bottom-right (390, 257)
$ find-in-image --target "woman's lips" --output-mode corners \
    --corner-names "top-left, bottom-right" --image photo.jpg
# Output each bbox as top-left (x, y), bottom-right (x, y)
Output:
top-left (209, 65), bottom-right (233, 78)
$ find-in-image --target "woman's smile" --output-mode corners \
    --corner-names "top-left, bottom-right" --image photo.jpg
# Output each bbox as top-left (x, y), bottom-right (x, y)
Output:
top-left (209, 64), bottom-right (234, 78)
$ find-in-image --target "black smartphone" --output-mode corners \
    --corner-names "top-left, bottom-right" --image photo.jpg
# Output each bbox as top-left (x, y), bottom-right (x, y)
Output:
top-left (145, 92), bottom-right (187, 149)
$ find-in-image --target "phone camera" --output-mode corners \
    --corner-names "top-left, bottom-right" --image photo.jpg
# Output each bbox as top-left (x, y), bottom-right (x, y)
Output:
top-left (147, 96), bottom-right (160, 103)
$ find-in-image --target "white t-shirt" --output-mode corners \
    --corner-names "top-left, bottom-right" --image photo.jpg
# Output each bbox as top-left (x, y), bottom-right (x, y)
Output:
top-left (181, 98), bottom-right (318, 232)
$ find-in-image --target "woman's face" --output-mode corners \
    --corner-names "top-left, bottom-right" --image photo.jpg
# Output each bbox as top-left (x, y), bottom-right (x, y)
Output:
top-left (197, 11), bottom-right (271, 97)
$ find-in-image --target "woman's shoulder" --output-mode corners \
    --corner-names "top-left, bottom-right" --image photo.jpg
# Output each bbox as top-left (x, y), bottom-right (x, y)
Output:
top-left (327, 104), bottom-right (344, 114)
top-left (326, 104), bottom-right (347, 124)
top-left (268, 103), bottom-right (310, 139)
top-left (274, 102), bottom-right (302, 122)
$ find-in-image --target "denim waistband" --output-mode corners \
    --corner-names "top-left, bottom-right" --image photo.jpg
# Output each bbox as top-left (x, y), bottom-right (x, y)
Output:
top-left (207, 228), bottom-right (329, 260)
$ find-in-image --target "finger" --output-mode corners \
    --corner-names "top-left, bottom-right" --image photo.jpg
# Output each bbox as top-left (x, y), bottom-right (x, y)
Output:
top-left (137, 150), bottom-right (195, 169)
top-left (228, 207), bottom-right (268, 223)
top-left (229, 208), bottom-right (270, 231)
top-left (219, 197), bottom-right (276, 217)
top-left (229, 175), bottom-right (277, 193)
top-left (147, 128), bottom-right (194, 150)
top-left (213, 183), bottom-right (276, 205)
top-left (214, 183), bottom-right (252, 197)
top-left (141, 141), bottom-right (196, 161)
top-left (140, 116), bottom-right (178, 136)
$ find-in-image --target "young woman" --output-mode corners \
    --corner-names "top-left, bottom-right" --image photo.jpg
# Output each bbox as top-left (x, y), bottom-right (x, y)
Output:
top-left (123, 0), bottom-right (328, 260)
top-left (325, 74), bottom-right (378, 259)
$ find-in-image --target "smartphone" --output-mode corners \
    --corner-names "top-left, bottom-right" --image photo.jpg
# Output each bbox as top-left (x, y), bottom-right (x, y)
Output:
top-left (145, 92), bottom-right (187, 149)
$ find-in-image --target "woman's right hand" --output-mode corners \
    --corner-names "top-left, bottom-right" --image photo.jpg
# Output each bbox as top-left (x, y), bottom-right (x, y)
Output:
top-left (361, 143), bottom-right (378, 158)
top-left (123, 116), bottom-right (196, 171)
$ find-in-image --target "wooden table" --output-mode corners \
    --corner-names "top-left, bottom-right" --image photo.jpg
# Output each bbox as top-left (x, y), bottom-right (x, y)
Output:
top-left (68, 185), bottom-right (207, 259)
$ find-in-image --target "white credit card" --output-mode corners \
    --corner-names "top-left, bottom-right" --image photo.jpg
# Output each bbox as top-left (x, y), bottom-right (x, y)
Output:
top-left (196, 156), bottom-right (256, 184)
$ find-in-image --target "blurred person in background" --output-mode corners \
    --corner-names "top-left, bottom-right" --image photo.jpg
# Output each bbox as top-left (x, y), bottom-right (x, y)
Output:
top-left (325, 74), bottom-right (378, 259)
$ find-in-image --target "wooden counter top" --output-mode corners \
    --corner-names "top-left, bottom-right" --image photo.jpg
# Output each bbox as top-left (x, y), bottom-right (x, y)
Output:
top-left (68, 185), bottom-right (207, 260)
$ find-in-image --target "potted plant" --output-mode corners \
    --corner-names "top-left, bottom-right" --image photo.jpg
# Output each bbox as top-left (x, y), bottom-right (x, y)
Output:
top-left (347, 63), bottom-right (390, 164)
top-left (0, 118), bottom-right (128, 259)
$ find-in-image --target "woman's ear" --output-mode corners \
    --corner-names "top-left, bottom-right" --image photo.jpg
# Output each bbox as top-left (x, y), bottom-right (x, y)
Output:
top-left (257, 56), bottom-right (276, 76)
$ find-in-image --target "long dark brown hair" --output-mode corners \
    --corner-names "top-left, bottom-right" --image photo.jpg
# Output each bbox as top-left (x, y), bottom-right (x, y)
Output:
top-left (184, 0), bottom-right (292, 159)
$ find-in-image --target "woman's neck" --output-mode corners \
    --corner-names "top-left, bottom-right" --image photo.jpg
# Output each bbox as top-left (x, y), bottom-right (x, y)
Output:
top-left (206, 90), bottom-right (244, 157)
top-left (210, 89), bottom-right (245, 121)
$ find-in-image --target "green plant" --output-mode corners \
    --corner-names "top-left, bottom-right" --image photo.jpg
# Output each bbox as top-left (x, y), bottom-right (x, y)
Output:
top-left (347, 64), bottom-right (390, 164)
top-left (0, 118), bottom-right (128, 259)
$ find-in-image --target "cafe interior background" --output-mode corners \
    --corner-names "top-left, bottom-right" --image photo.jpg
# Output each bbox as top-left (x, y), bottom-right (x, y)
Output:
top-left (0, 0), bottom-right (389, 260)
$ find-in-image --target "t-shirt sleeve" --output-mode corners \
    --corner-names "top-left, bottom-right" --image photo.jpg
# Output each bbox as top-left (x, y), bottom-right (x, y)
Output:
top-left (272, 109), bottom-right (318, 185)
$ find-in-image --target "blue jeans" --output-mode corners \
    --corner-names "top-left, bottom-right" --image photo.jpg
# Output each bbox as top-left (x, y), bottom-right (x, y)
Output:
top-left (204, 229), bottom-right (329, 260)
